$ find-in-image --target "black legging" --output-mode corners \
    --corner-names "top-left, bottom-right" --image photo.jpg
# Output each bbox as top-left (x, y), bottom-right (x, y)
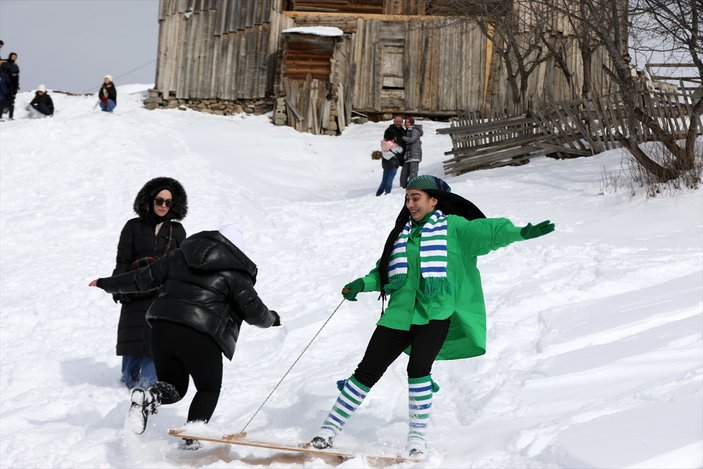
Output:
top-left (150, 320), bottom-right (223, 422)
top-left (353, 319), bottom-right (450, 388)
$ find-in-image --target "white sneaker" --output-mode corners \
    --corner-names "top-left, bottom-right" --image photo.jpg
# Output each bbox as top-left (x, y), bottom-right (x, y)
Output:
top-left (127, 388), bottom-right (157, 434)
top-left (407, 438), bottom-right (427, 458)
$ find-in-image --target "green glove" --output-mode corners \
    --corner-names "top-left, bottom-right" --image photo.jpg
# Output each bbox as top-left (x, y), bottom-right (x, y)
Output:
top-left (342, 279), bottom-right (365, 301)
top-left (520, 220), bottom-right (555, 239)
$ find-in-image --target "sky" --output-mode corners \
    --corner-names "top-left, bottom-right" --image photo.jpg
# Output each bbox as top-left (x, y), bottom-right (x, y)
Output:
top-left (0, 86), bottom-right (701, 468)
top-left (0, 0), bottom-right (159, 94)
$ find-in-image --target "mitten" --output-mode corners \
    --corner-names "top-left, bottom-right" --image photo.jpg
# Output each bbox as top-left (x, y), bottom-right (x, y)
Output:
top-left (342, 279), bottom-right (364, 301)
top-left (271, 310), bottom-right (281, 327)
top-left (520, 220), bottom-right (555, 239)
top-left (112, 293), bottom-right (131, 304)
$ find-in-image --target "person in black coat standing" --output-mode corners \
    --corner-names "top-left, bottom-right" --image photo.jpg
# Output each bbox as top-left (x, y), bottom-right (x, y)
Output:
top-left (89, 223), bottom-right (281, 447)
top-left (113, 177), bottom-right (188, 390)
top-left (384, 115), bottom-right (407, 155)
top-left (0, 52), bottom-right (20, 120)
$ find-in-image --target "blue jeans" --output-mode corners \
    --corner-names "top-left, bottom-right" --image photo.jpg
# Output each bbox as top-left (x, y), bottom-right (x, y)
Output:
top-left (121, 354), bottom-right (157, 389)
top-left (100, 99), bottom-right (116, 112)
top-left (376, 167), bottom-right (398, 195)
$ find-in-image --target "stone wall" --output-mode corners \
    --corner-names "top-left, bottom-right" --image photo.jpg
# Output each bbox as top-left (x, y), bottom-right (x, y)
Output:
top-left (143, 89), bottom-right (274, 116)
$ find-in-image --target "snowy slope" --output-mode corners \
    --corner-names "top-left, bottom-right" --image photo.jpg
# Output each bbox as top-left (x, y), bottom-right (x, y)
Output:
top-left (1, 87), bottom-right (701, 469)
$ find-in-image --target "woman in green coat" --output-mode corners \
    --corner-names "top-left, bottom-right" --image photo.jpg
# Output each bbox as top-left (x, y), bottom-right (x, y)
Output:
top-left (309, 175), bottom-right (555, 457)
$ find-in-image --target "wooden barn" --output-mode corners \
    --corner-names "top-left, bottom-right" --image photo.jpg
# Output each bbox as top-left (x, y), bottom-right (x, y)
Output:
top-left (148, 0), bottom-right (614, 134)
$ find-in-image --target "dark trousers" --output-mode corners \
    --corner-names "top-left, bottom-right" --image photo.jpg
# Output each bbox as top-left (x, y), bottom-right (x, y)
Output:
top-left (0, 96), bottom-right (15, 119)
top-left (150, 320), bottom-right (223, 422)
top-left (353, 319), bottom-right (450, 388)
top-left (399, 161), bottom-right (420, 188)
top-left (33, 103), bottom-right (52, 116)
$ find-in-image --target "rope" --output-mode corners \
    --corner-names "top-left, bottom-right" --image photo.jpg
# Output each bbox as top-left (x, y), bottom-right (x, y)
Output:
top-left (236, 298), bottom-right (346, 437)
top-left (82, 59), bottom-right (157, 94)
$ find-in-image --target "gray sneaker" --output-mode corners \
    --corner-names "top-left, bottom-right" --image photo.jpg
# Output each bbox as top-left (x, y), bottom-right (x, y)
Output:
top-left (407, 438), bottom-right (427, 458)
top-left (309, 435), bottom-right (334, 450)
top-left (180, 438), bottom-right (202, 450)
top-left (409, 447), bottom-right (424, 457)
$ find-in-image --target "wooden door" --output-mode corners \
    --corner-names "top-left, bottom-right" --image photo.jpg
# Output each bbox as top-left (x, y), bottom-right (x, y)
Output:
top-left (380, 42), bottom-right (405, 110)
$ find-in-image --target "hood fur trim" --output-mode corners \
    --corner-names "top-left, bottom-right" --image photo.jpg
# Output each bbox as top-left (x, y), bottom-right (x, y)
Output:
top-left (133, 177), bottom-right (188, 221)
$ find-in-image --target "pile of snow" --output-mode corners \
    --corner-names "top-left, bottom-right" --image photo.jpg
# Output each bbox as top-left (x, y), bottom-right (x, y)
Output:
top-left (1, 86), bottom-right (701, 468)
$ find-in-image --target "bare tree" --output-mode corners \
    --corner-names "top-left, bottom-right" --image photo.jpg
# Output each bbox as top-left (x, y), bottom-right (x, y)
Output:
top-left (630, 0), bottom-right (703, 174)
top-left (435, 0), bottom-right (701, 181)
top-left (431, 0), bottom-right (561, 113)
top-left (542, 0), bottom-right (702, 181)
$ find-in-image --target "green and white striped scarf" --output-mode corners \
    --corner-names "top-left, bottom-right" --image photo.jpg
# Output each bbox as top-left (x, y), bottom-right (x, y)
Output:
top-left (386, 210), bottom-right (449, 297)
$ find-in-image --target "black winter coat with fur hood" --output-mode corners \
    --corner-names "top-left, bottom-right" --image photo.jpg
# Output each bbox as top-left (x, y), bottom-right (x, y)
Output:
top-left (99, 231), bottom-right (277, 360)
top-left (112, 177), bottom-right (188, 356)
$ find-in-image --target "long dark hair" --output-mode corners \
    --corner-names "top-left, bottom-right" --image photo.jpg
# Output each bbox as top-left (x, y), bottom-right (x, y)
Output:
top-left (378, 190), bottom-right (486, 290)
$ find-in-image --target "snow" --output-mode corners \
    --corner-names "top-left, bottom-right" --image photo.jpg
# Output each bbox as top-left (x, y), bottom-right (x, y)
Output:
top-left (1, 86), bottom-right (701, 469)
top-left (282, 26), bottom-right (344, 37)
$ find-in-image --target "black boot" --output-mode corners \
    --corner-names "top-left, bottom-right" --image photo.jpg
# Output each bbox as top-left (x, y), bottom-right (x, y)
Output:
top-left (127, 381), bottom-right (180, 434)
top-left (150, 381), bottom-right (180, 404)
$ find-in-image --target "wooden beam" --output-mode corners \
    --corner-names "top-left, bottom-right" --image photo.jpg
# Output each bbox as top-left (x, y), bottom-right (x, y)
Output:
top-left (284, 12), bottom-right (457, 21)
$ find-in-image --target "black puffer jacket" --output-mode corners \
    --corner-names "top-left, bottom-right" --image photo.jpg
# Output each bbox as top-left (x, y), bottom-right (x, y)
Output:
top-left (99, 231), bottom-right (277, 360)
top-left (112, 176), bottom-right (188, 356)
top-left (113, 218), bottom-right (186, 355)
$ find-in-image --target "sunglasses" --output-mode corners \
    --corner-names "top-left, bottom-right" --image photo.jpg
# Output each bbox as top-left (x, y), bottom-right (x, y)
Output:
top-left (154, 198), bottom-right (173, 207)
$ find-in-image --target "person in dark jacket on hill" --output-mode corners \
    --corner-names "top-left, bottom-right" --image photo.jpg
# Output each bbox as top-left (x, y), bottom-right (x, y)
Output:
top-left (400, 116), bottom-right (423, 188)
top-left (26, 84), bottom-right (54, 117)
top-left (99, 74), bottom-right (117, 112)
top-left (376, 135), bottom-right (403, 196)
top-left (384, 115), bottom-right (407, 154)
top-left (113, 177), bottom-right (188, 390)
top-left (89, 223), bottom-right (281, 448)
top-left (0, 52), bottom-right (20, 120)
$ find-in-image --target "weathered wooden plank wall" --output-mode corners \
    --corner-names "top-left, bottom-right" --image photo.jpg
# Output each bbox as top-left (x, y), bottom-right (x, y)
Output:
top-left (155, 0), bottom-right (292, 100)
top-left (288, 11), bottom-right (612, 115)
top-left (154, 0), bottom-right (614, 119)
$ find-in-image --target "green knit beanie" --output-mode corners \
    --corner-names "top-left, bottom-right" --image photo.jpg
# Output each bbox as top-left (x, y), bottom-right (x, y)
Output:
top-left (406, 175), bottom-right (452, 193)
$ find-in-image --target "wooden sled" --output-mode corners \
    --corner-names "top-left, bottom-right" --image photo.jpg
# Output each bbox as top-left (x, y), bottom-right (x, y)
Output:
top-left (169, 429), bottom-right (417, 465)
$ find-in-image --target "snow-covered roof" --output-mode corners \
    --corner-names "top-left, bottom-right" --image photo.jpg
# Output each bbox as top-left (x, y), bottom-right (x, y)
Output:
top-left (282, 26), bottom-right (344, 37)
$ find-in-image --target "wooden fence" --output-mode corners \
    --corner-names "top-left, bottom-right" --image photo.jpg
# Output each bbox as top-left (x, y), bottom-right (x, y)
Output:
top-left (440, 89), bottom-right (703, 175)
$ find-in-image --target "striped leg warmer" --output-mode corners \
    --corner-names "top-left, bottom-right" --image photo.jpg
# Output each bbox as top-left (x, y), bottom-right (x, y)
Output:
top-left (316, 376), bottom-right (370, 441)
top-left (407, 375), bottom-right (434, 453)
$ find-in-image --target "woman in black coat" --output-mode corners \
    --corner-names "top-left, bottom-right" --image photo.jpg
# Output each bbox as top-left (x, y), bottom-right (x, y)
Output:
top-left (113, 177), bottom-right (187, 390)
top-left (90, 224), bottom-right (280, 447)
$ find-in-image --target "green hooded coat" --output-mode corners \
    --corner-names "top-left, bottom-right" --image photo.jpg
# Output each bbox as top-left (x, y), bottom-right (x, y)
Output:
top-left (358, 214), bottom-right (524, 360)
